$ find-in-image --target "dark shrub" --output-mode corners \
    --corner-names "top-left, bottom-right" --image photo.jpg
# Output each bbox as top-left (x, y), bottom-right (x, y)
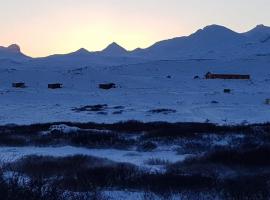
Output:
top-left (222, 175), bottom-right (270, 199)
top-left (198, 145), bottom-right (270, 166)
top-left (148, 109), bottom-right (176, 115)
top-left (137, 141), bottom-right (157, 152)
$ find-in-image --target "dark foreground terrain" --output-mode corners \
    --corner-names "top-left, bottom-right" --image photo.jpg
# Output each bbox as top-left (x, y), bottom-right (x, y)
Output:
top-left (0, 121), bottom-right (270, 199)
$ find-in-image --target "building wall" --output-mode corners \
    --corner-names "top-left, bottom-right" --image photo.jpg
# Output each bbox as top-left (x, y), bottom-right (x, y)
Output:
top-left (205, 73), bottom-right (250, 80)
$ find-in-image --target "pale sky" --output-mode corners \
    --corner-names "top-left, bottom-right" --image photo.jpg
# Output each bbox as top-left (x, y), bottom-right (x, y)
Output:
top-left (1, 0), bottom-right (270, 57)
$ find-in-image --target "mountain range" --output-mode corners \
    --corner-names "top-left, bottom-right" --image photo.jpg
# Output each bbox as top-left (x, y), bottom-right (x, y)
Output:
top-left (1, 24), bottom-right (270, 65)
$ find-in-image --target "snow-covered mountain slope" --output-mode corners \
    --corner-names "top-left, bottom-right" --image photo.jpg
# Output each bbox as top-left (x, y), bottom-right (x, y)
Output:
top-left (244, 24), bottom-right (270, 42)
top-left (99, 42), bottom-right (128, 56)
top-left (0, 44), bottom-right (30, 62)
top-left (133, 24), bottom-right (270, 60)
top-left (28, 43), bottom-right (147, 69)
top-left (133, 25), bottom-right (243, 59)
top-left (1, 24), bottom-right (270, 66)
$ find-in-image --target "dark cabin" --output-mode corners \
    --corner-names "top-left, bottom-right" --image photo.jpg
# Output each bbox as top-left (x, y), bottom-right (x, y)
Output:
top-left (48, 83), bottom-right (63, 89)
top-left (224, 89), bottom-right (231, 93)
top-left (99, 83), bottom-right (116, 90)
top-left (205, 72), bottom-right (250, 80)
top-left (12, 82), bottom-right (26, 88)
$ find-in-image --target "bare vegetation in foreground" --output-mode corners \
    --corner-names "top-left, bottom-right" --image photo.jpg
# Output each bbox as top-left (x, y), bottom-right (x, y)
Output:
top-left (0, 121), bottom-right (270, 199)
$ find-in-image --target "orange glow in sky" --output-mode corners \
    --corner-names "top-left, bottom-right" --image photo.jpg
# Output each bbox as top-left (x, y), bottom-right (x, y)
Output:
top-left (1, 0), bottom-right (269, 57)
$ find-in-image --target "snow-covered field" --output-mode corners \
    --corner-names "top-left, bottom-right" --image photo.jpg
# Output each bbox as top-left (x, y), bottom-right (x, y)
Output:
top-left (0, 146), bottom-right (188, 171)
top-left (0, 57), bottom-right (269, 125)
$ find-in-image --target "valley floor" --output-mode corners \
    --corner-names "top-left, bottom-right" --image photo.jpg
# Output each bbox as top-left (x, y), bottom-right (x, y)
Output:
top-left (0, 58), bottom-right (270, 125)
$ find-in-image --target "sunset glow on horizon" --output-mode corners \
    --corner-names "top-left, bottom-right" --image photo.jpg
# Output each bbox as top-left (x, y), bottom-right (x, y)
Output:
top-left (1, 0), bottom-right (270, 57)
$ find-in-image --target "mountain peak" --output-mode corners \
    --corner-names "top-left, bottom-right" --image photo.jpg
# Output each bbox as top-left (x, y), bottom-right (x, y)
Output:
top-left (108, 42), bottom-right (119, 46)
top-left (73, 48), bottom-right (90, 55)
top-left (190, 24), bottom-right (239, 40)
top-left (244, 24), bottom-right (270, 41)
top-left (250, 24), bottom-right (270, 32)
top-left (203, 24), bottom-right (228, 31)
top-left (197, 24), bottom-right (237, 34)
top-left (0, 44), bottom-right (29, 61)
top-left (102, 42), bottom-right (127, 56)
top-left (255, 24), bottom-right (268, 29)
top-left (7, 44), bottom-right (21, 53)
top-left (105, 42), bottom-right (126, 50)
top-left (189, 24), bottom-right (241, 45)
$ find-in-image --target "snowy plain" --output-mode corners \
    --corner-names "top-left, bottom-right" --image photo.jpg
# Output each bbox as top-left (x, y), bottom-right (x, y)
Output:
top-left (0, 57), bottom-right (269, 125)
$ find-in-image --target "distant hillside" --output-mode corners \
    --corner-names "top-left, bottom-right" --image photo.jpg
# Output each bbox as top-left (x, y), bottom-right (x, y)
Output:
top-left (1, 24), bottom-right (270, 66)
top-left (0, 44), bottom-right (30, 62)
top-left (132, 24), bottom-right (270, 59)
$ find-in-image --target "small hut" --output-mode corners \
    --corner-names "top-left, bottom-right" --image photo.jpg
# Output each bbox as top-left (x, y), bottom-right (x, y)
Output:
top-left (265, 99), bottom-right (270, 105)
top-left (224, 89), bottom-right (231, 93)
top-left (205, 72), bottom-right (250, 80)
top-left (12, 82), bottom-right (26, 88)
top-left (99, 83), bottom-right (116, 90)
top-left (48, 83), bottom-right (63, 89)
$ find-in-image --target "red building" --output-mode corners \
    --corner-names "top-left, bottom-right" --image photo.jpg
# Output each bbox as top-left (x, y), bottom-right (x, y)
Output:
top-left (205, 72), bottom-right (250, 80)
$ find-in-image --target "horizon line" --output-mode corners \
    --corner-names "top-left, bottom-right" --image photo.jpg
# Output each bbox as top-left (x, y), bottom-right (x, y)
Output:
top-left (1, 23), bottom-right (269, 58)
